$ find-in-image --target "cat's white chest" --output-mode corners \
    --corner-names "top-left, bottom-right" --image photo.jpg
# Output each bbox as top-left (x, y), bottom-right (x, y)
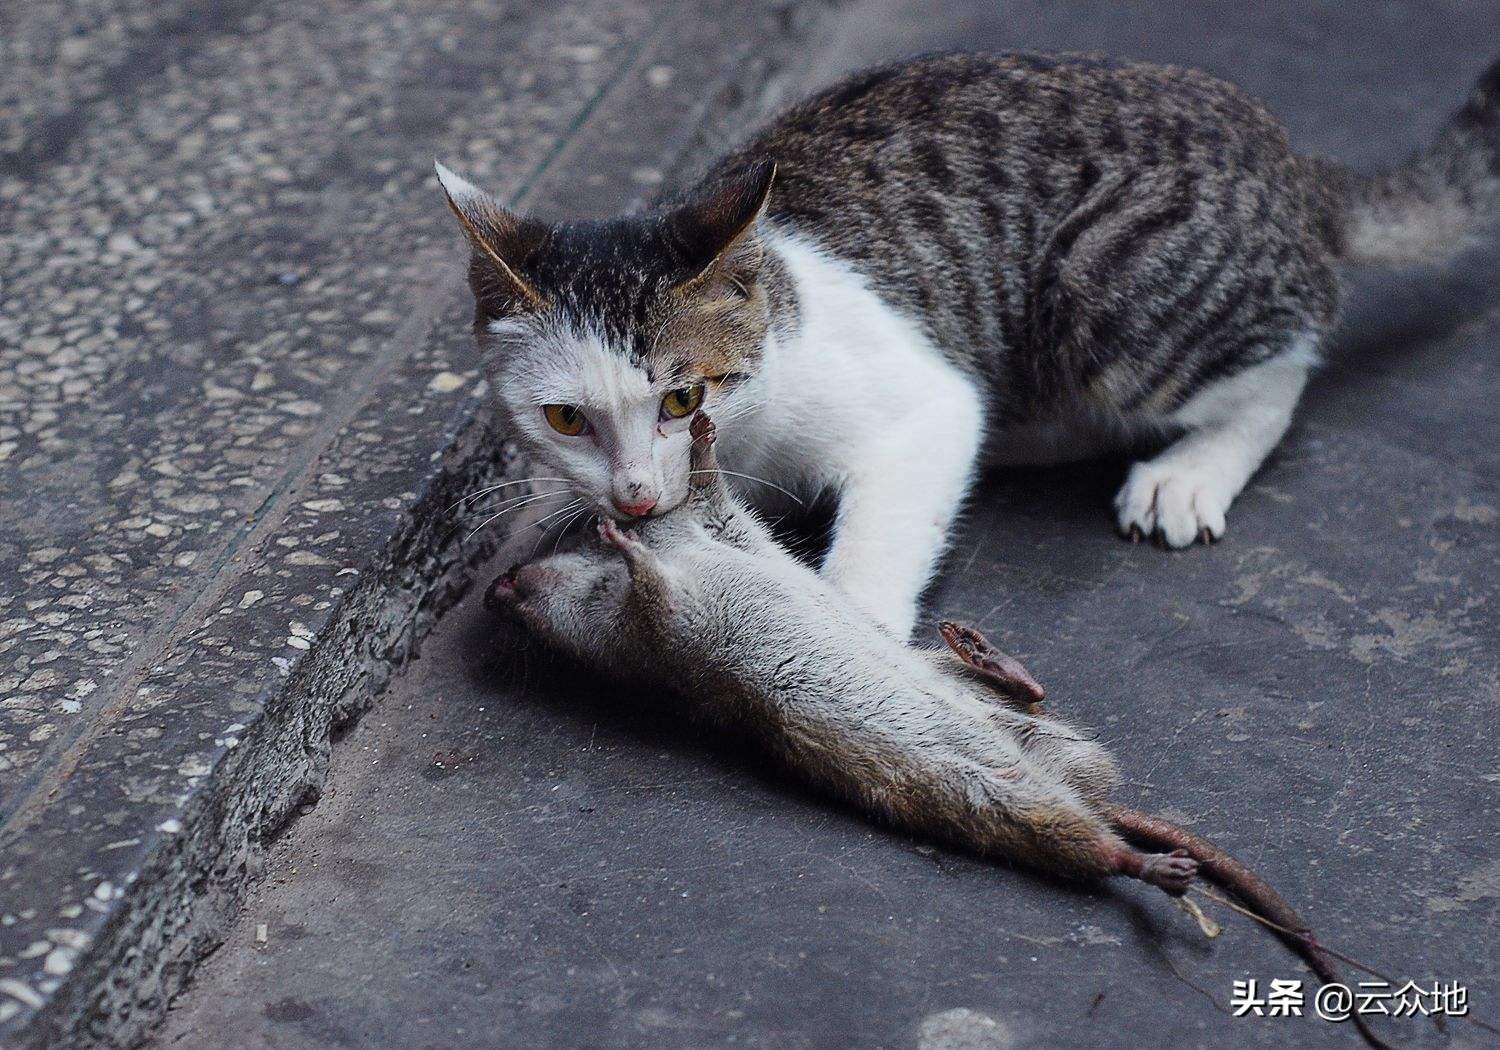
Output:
top-left (719, 231), bottom-right (985, 507)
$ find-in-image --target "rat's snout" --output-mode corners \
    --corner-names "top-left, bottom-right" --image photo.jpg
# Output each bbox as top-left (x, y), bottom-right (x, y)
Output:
top-left (484, 562), bottom-right (555, 610)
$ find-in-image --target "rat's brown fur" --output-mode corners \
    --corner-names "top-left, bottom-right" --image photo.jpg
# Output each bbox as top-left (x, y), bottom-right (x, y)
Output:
top-left (492, 413), bottom-right (1185, 891)
top-left (490, 412), bottom-right (1387, 1047)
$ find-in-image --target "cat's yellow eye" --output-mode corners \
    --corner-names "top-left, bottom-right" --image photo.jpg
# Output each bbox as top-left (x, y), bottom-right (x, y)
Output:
top-left (543, 403), bottom-right (588, 436)
top-left (660, 383), bottom-right (704, 420)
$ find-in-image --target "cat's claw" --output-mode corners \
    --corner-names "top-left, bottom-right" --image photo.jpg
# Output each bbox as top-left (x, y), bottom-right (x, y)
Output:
top-left (1114, 461), bottom-right (1229, 549)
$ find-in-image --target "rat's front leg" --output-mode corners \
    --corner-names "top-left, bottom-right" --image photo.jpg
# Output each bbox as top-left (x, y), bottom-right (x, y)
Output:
top-left (597, 518), bottom-right (679, 613)
top-left (821, 418), bottom-right (983, 640)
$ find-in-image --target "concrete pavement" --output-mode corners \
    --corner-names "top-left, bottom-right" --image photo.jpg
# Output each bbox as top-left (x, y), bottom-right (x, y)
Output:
top-left (0, 0), bottom-right (827, 1044)
top-left (146, 2), bottom-right (1498, 1048)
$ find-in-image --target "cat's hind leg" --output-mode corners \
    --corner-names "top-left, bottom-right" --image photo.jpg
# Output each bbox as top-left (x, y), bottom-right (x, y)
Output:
top-left (1114, 337), bottom-right (1317, 548)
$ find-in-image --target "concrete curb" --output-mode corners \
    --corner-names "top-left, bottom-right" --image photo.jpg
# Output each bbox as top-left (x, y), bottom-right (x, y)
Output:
top-left (0, 3), bottom-right (832, 1045)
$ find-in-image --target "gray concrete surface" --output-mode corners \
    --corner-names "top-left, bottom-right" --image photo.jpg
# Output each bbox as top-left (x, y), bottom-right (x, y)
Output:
top-left (146, 2), bottom-right (1498, 1049)
top-left (0, 0), bottom-right (827, 1044)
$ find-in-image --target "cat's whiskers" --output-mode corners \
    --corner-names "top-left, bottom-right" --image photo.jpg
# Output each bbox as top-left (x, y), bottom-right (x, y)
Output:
top-left (527, 501), bottom-right (586, 557)
top-left (689, 467), bottom-right (804, 505)
top-left (462, 487), bottom-right (570, 520)
top-left (530, 500), bottom-right (588, 556)
top-left (464, 490), bottom-right (574, 542)
top-left (523, 492), bottom-right (594, 556)
top-left (702, 396), bottom-right (761, 427)
top-left (446, 477), bottom-right (572, 513)
top-left (532, 497), bottom-right (587, 531)
top-left (552, 509), bottom-right (597, 557)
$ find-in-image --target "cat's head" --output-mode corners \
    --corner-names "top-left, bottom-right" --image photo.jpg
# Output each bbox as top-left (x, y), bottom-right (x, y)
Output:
top-left (435, 159), bottom-right (778, 521)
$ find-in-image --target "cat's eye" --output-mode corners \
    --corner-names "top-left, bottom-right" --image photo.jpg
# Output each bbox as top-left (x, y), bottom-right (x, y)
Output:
top-left (543, 403), bottom-right (588, 436)
top-left (660, 383), bottom-right (704, 420)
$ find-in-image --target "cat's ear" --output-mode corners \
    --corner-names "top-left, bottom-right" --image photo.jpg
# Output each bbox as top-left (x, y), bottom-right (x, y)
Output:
top-left (434, 161), bottom-right (548, 318)
top-left (666, 159), bottom-right (776, 295)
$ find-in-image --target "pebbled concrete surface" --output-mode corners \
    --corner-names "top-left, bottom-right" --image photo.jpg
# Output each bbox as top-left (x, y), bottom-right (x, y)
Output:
top-left (0, 0), bottom-right (828, 1044)
top-left (149, 1), bottom-right (1498, 1049)
top-left (1, 0), bottom-right (644, 816)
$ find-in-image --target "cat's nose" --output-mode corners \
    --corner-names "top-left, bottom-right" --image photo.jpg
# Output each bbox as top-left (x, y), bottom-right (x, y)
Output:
top-left (612, 495), bottom-right (657, 518)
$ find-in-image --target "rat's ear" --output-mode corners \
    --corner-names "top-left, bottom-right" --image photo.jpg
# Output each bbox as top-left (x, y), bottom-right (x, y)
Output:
top-left (665, 159), bottom-right (775, 295)
top-left (435, 160), bottom-right (549, 319)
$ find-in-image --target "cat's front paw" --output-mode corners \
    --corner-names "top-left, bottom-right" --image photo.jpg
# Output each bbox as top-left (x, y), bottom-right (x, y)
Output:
top-left (1113, 460), bottom-right (1230, 548)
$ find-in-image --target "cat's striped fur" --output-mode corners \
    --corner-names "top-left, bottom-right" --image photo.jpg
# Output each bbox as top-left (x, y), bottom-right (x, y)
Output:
top-left (439, 52), bottom-right (1500, 638)
top-left (715, 51), bottom-right (1495, 417)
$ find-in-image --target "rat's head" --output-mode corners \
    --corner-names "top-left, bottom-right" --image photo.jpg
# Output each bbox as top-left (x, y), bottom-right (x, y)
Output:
top-left (486, 415), bottom-right (731, 668)
top-left (435, 158), bottom-right (777, 523)
top-left (483, 547), bottom-right (637, 665)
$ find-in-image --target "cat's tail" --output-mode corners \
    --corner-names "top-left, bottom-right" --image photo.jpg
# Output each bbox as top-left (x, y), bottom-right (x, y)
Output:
top-left (1325, 56), bottom-right (1500, 267)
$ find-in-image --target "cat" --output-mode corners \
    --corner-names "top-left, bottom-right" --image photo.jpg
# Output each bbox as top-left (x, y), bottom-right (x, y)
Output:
top-left (437, 51), bottom-right (1500, 640)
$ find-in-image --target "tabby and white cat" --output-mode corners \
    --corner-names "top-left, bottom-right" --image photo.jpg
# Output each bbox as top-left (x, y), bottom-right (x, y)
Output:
top-left (438, 52), bottom-right (1499, 639)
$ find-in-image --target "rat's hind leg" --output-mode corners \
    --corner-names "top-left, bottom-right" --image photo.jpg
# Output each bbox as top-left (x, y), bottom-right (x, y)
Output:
top-left (937, 621), bottom-right (1045, 711)
top-left (1015, 718), bottom-right (1119, 806)
top-left (1111, 846), bottom-right (1198, 896)
top-left (1114, 338), bottom-right (1315, 548)
top-left (1018, 785), bottom-right (1197, 896)
top-left (1028, 817), bottom-right (1197, 896)
top-left (972, 782), bottom-right (1198, 896)
top-left (930, 622), bottom-right (1115, 800)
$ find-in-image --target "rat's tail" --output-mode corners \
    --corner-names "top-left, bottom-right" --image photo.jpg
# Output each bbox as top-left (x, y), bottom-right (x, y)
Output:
top-left (1320, 57), bottom-right (1500, 268)
top-left (1105, 806), bottom-right (1393, 1050)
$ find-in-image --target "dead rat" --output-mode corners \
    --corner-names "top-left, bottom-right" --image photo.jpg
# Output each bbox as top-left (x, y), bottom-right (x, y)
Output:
top-left (488, 413), bottom-right (1389, 1049)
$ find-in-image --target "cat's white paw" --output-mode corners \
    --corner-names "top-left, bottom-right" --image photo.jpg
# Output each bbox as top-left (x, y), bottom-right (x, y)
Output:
top-left (1113, 460), bottom-right (1230, 548)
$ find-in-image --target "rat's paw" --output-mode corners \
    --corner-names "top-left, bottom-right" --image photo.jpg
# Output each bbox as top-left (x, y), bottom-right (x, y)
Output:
top-left (597, 518), bottom-right (642, 553)
top-left (686, 412), bottom-right (723, 485)
top-left (1139, 849), bottom-right (1198, 897)
top-left (482, 566), bottom-right (520, 613)
top-left (938, 621), bottom-right (1045, 707)
top-left (597, 519), bottom-right (660, 578)
top-left (689, 410), bottom-right (716, 446)
top-left (1114, 460), bottom-right (1229, 548)
top-left (597, 518), bottom-right (624, 548)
